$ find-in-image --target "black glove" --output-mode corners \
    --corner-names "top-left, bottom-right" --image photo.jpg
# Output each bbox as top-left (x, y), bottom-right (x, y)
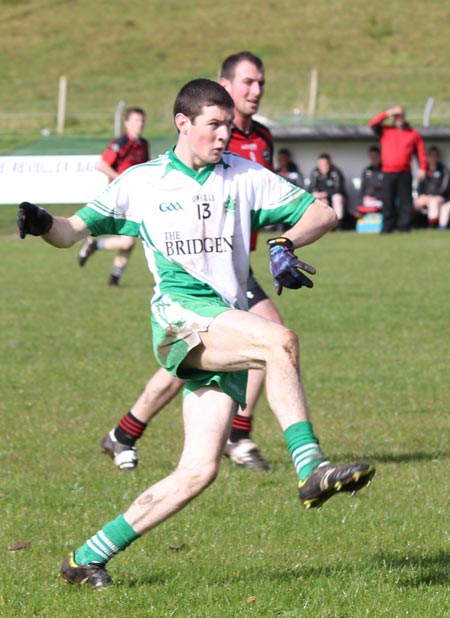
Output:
top-left (17, 202), bottom-right (53, 239)
top-left (267, 237), bottom-right (315, 295)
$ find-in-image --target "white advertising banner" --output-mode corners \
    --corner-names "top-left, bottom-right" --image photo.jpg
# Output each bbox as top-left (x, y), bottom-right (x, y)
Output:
top-left (0, 155), bottom-right (108, 204)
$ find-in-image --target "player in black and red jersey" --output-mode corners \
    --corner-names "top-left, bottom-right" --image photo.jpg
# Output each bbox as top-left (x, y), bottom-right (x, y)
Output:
top-left (78, 107), bottom-right (150, 285)
top-left (217, 52), bottom-right (283, 469)
top-left (99, 53), bottom-right (298, 472)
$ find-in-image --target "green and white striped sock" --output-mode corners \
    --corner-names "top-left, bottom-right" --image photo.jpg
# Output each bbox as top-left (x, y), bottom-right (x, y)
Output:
top-left (74, 514), bottom-right (140, 566)
top-left (284, 421), bottom-right (329, 481)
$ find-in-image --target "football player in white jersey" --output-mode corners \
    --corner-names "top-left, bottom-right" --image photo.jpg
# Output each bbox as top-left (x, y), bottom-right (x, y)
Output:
top-left (18, 78), bottom-right (374, 590)
top-left (99, 51), bottom-right (281, 473)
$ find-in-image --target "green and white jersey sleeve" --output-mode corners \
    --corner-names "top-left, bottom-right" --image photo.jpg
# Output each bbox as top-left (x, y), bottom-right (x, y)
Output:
top-left (76, 149), bottom-right (315, 310)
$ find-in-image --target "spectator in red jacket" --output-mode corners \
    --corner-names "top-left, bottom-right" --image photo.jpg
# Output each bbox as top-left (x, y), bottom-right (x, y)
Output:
top-left (369, 106), bottom-right (427, 233)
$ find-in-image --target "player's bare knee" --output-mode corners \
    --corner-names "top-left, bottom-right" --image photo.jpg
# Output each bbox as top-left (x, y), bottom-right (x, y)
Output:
top-left (277, 328), bottom-right (299, 363)
top-left (120, 238), bottom-right (136, 252)
top-left (261, 325), bottom-right (298, 365)
top-left (179, 463), bottom-right (219, 497)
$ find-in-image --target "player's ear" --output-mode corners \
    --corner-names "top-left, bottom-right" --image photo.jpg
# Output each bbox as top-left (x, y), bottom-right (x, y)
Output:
top-left (175, 113), bottom-right (191, 135)
top-left (219, 77), bottom-right (231, 93)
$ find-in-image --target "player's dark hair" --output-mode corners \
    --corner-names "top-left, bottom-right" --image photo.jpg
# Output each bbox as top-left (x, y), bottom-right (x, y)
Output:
top-left (368, 145), bottom-right (380, 154)
top-left (318, 153), bottom-right (331, 162)
top-left (173, 79), bottom-right (234, 122)
top-left (220, 51), bottom-right (264, 80)
top-left (125, 107), bottom-right (145, 120)
top-left (428, 145), bottom-right (440, 155)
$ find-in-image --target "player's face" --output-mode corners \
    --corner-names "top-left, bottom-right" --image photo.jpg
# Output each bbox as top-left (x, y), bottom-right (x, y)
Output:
top-left (125, 113), bottom-right (145, 138)
top-left (176, 105), bottom-right (234, 169)
top-left (221, 60), bottom-right (265, 119)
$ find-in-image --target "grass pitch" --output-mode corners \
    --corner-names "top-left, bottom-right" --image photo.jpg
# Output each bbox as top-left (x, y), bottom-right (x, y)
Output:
top-left (1, 219), bottom-right (449, 617)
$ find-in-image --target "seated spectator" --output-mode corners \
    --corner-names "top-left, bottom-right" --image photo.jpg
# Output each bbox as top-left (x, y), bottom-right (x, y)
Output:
top-left (309, 153), bottom-right (347, 229)
top-left (355, 146), bottom-right (384, 216)
top-left (413, 146), bottom-right (450, 229)
top-left (276, 148), bottom-right (304, 187)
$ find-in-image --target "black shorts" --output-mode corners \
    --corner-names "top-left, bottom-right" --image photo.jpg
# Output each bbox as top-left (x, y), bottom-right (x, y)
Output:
top-left (246, 268), bottom-right (268, 309)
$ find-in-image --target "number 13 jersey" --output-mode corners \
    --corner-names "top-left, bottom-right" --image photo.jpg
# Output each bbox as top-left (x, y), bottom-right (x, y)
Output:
top-left (77, 148), bottom-right (314, 310)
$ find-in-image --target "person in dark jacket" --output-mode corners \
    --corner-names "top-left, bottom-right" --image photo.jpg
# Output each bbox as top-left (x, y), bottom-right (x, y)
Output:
top-left (309, 153), bottom-right (346, 229)
top-left (413, 145), bottom-right (450, 228)
top-left (355, 146), bottom-right (384, 216)
top-left (276, 148), bottom-right (304, 187)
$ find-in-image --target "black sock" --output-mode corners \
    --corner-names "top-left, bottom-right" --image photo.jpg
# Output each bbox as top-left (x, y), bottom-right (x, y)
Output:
top-left (229, 414), bottom-right (252, 443)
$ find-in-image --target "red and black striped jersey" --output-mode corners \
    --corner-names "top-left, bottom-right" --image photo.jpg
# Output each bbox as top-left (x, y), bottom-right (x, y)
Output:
top-left (227, 120), bottom-right (274, 250)
top-left (102, 133), bottom-right (150, 175)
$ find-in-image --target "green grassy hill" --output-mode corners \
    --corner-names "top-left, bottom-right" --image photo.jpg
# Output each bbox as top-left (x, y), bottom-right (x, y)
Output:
top-left (2, 0), bottom-right (450, 149)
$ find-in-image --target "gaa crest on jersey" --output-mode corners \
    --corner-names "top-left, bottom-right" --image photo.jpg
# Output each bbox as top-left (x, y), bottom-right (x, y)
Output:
top-left (263, 149), bottom-right (271, 163)
top-left (224, 196), bottom-right (236, 214)
top-left (111, 143), bottom-right (120, 153)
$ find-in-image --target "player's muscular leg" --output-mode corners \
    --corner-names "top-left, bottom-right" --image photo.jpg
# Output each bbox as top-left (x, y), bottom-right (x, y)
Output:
top-left (182, 310), bottom-right (310, 429)
top-left (113, 237), bottom-right (137, 269)
top-left (131, 368), bottom-right (184, 424)
top-left (250, 297), bottom-right (283, 323)
top-left (99, 235), bottom-right (137, 252)
top-left (123, 387), bottom-right (236, 534)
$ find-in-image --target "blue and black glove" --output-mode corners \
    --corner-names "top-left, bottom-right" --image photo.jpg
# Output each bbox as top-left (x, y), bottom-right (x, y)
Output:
top-left (267, 237), bottom-right (316, 295)
top-left (17, 202), bottom-right (53, 239)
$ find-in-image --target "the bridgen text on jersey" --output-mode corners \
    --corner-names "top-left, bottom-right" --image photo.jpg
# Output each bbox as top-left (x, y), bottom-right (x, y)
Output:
top-left (164, 233), bottom-right (234, 256)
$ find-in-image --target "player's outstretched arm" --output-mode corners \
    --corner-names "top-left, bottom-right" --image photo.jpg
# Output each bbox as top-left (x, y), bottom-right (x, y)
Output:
top-left (284, 198), bottom-right (337, 249)
top-left (17, 202), bottom-right (91, 248)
